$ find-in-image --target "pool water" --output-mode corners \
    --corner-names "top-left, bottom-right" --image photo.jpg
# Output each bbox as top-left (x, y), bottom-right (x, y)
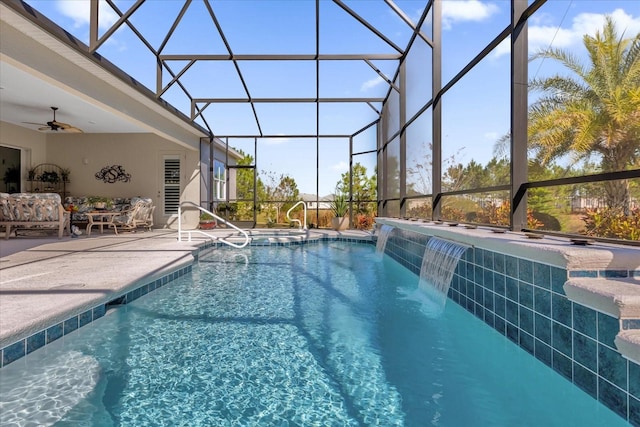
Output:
top-left (0, 242), bottom-right (627, 426)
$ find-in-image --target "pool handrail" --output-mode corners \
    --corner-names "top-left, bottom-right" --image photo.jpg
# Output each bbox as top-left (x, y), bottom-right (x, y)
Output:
top-left (177, 202), bottom-right (250, 248)
top-left (286, 200), bottom-right (307, 230)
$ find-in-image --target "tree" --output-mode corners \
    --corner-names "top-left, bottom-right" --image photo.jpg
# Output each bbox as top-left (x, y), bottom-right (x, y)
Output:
top-left (484, 157), bottom-right (510, 187)
top-left (235, 150), bottom-right (255, 200)
top-left (528, 16), bottom-right (640, 213)
top-left (259, 170), bottom-right (299, 223)
top-left (233, 150), bottom-right (260, 220)
top-left (442, 163), bottom-right (465, 192)
top-left (406, 141), bottom-right (432, 195)
top-left (336, 163), bottom-right (376, 214)
top-left (276, 175), bottom-right (300, 220)
top-left (461, 159), bottom-right (487, 189)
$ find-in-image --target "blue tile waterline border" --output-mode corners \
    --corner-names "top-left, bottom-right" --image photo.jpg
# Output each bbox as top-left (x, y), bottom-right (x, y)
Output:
top-left (379, 226), bottom-right (640, 426)
top-left (0, 235), bottom-right (372, 369)
top-left (568, 269), bottom-right (640, 279)
top-left (0, 264), bottom-right (192, 369)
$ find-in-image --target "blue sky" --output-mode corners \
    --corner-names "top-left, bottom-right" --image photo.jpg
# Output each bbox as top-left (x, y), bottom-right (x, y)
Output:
top-left (23, 0), bottom-right (640, 195)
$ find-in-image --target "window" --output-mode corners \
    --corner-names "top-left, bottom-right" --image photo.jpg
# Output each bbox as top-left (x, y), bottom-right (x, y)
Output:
top-left (214, 159), bottom-right (226, 201)
top-left (163, 156), bottom-right (180, 215)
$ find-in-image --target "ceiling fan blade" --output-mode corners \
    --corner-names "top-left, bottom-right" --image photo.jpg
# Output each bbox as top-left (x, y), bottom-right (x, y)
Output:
top-left (53, 121), bottom-right (84, 133)
top-left (28, 108), bottom-right (84, 133)
top-left (51, 120), bottom-right (68, 128)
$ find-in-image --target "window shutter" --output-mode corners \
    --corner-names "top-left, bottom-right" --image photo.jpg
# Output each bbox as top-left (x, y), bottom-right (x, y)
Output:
top-left (164, 157), bottom-right (180, 214)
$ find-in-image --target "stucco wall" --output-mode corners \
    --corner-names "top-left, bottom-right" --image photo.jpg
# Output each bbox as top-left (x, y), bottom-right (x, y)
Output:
top-left (0, 123), bottom-right (202, 229)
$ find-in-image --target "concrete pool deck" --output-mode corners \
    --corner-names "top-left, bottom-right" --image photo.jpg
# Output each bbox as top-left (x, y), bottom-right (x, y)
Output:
top-left (0, 230), bottom-right (199, 352)
top-left (0, 228), bottom-right (373, 354)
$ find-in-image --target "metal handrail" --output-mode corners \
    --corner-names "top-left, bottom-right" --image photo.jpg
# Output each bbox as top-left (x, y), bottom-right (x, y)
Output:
top-left (286, 200), bottom-right (307, 230)
top-left (177, 201), bottom-right (249, 248)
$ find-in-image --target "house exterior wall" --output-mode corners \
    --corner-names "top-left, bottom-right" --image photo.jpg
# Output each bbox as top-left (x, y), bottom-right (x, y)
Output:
top-left (0, 123), bottom-right (202, 229)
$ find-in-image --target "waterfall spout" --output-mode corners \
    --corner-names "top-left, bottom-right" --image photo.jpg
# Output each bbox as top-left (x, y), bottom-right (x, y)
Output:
top-left (418, 237), bottom-right (469, 317)
top-left (375, 224), bottom-right (394, 256)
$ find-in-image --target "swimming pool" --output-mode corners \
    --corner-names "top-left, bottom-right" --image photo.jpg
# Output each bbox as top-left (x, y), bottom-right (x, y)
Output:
top-left (0, 241), bottom-right (627, 426)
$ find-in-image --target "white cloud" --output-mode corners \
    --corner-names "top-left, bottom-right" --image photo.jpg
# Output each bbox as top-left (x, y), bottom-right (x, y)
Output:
top-left (492, 8), bottom-right (640, 59)
top-left (331, 161), bottom-right (349, 172)
top-left (528, 25), bottom-right (578, 52)
top-left (56, 0), bottom-right (118, 30)
top-left (442, 1), bottom-right (500, 31)
top-left (492, 38), bottom-right (510, 59)
top-left (528, 8), bottom-right (640, 54)
top-left (360, 76), bottom-right (385, 92)
top-left (484, 131), bottom-right (498, 141)
top-left (263, 136), bottom-right (287, 145)
top-left (410, 7), bottom-right (426, 25)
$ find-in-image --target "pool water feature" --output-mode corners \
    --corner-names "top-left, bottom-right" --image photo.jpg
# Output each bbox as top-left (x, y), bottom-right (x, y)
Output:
top-left (376, 224), bottom-right (394, 255)
top-left (0, 242), bottom-right (628, 426)
top-left (418, 237), bottom-right (469, 317)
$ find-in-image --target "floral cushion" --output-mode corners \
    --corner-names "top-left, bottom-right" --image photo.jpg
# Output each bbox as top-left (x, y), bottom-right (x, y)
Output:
top-left (0, 193), bottom-right (11, 221)
top-left (131, 197), bottom-right (153, 224)
top-left (0, 193), bottom-right (62, 222)
top-left (64, 197), bottom-right (131, 222)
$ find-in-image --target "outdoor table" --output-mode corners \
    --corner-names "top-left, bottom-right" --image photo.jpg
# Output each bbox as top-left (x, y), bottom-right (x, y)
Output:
top-left (86, 211), bottom-right (120, 236)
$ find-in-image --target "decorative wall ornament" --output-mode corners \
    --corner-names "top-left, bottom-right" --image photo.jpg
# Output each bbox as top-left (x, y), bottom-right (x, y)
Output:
top-left (95, 165), bottom-right (131, 183)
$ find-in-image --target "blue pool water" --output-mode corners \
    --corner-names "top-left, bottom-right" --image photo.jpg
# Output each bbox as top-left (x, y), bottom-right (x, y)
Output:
top-left (0, 242), bottom-right (628, 426)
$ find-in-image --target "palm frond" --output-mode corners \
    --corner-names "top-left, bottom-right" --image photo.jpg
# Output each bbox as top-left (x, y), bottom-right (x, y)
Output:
top-left (527, 15), bottom-right (639, 174)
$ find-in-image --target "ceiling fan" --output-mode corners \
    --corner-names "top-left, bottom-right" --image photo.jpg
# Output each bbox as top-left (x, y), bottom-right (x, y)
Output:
top-left (27, 107), bottom-right (84, 133)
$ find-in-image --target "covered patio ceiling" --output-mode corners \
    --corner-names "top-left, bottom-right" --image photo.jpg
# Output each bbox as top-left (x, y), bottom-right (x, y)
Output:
top-left (0, 0), bottom-right (432, 140)
top-left (0, 0), bottom-right (210, 148)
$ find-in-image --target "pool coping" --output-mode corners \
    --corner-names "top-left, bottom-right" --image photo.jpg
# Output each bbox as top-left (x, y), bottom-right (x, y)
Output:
top-left (375, 218), bottom-right (640, 274)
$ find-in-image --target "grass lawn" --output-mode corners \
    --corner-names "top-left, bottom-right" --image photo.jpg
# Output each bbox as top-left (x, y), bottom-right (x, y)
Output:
top-left (555, 213), bottom-right (586, 234)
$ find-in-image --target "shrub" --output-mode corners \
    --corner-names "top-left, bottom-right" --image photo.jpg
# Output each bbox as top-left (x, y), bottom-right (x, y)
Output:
top-left (406, 203), bottom-right (432, 219)
top-left (440, 205), bottom-right (466, 221)
top-left (355, 214), bottom-right (374, 230)
top-left (532, 211), bottom-right (561, 231)
top-left (471, 201), bottom-right (543, 229)
top-left (199, 212), bottom-right (215, 221)
top-left (216, 202), bottom-right (238, 219)
top-left (582, 208), bottom-right (640, 240)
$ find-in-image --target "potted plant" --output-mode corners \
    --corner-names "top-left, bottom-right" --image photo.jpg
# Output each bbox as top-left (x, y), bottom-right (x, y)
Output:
top-left (199, 212), bottom-right (217, 230)
top-left (38, 171), bottom-right (60, 184)
top-left (216, 202), bottom-right (237, 220)
top-left (88, 196), bottom-right (113, 210)
top-left (37, 171), bottom-right (59, 190)
top-left (3, 166), bottom-right (20, 192)
top-left (60, 168), bottom-right (71, 182)
top-left (330, 192), bottom-right (349, 231)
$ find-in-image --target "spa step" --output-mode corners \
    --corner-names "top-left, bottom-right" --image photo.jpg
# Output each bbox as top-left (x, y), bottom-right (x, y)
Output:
top-left (564, 277), bottom-right (640, 364)
top-left (615, 330), bottom-right (640, 365)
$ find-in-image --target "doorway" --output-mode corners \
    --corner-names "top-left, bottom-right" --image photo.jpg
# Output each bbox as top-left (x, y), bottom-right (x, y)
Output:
top-left (0, 146), bottom-right (21, 193)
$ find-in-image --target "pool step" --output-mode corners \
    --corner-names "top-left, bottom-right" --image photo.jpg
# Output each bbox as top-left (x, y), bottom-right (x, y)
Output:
top-left (228, 230), bottom-right (313, 245)
top-left (564, 277), bottom-right (640, 364)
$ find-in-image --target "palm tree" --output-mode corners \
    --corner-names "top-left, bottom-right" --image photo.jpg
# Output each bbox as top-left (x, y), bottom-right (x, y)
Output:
top-left (528, 16), bottom-right (640, 213)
